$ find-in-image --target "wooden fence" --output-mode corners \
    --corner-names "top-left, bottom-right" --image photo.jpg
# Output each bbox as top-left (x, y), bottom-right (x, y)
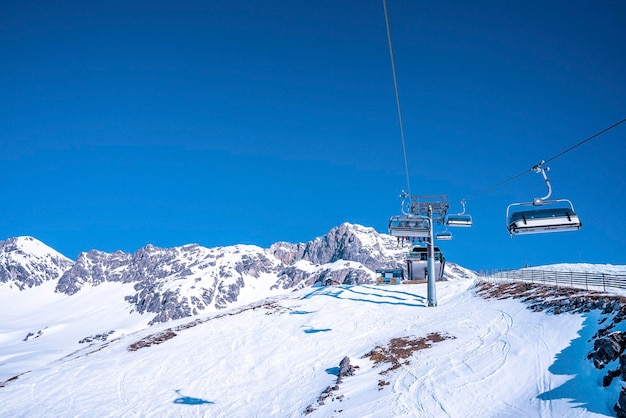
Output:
top-left (480, 269), bottom-right (626, 293)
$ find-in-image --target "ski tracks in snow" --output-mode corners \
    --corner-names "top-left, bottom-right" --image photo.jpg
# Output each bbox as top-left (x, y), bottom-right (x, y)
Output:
top-left (390, 303), bottom-right (514, 417)
top-left (0, 281), bottom-right (591, 417)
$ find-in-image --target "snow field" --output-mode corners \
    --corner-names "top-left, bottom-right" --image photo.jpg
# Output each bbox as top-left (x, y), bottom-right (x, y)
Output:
top-left (1, 278), bottom-right (612, 417)
top-left (0, 281), bottom-right (148, 382)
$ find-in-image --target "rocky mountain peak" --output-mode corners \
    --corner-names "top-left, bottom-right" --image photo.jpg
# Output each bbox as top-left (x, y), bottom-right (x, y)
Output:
top-left (299, 222), bottom-right (402, 269)
top-left (0, 236), bottom-right (74, 290)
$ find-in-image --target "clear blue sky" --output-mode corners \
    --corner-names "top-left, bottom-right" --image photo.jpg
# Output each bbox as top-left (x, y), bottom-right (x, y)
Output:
top-left (1, 0), bottom-right (625, 271)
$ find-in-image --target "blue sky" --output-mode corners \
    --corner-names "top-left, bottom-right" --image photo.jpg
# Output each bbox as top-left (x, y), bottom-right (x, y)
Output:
top-left (1, 0), bottom-right (625, 271)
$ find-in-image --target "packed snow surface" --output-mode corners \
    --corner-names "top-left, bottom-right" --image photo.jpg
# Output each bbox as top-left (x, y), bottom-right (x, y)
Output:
top-left (1, 276), bottom-right (620, 417)
top-left (527, 263), bottom-right (626, 275)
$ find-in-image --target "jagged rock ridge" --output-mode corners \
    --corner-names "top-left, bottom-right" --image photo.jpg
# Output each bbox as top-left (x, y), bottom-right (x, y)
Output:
top-left (1, 223), bottom-right (476, 324)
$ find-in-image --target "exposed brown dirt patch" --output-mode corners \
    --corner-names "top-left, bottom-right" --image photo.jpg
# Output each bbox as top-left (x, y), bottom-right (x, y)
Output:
top-left (365, 332), bottom-right (455, 374)
top-left (128, 329), bottom-right (177, 351)
top-left (0, 371), bottom-right (30, 389)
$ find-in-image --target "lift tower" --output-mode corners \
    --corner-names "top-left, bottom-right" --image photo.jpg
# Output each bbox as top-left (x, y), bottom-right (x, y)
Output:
top-left (390, 195), bottom-right (449, 307)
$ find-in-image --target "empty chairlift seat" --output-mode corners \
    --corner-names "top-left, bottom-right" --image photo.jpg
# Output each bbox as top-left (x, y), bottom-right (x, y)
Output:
top-left (507, 202), bottom-right (582, 235)
top-left (506, 162), bottom-right (582, 236)
top-left (388, 215), bottom-right (431, 238)
top-left (445, 215), bottom-right (472, 227)
top-left (446, 199), bottom-right (472, 227)
top-left (435, 231), bottom-right (452, 240)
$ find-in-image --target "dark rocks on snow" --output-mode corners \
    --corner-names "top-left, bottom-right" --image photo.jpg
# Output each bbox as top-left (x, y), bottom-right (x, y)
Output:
top-left (304, 356), bottom-right (358, 415)
top-left (477, 282), bottom-right (626, 415)
top-left (337, 356), bottom-right (356, 383)
top-left (616, 389), bottom-right (626, 418)
top-left (78, 330), bottom-right (115, 344)
top-left (587, 332), bottom-right (626, 370)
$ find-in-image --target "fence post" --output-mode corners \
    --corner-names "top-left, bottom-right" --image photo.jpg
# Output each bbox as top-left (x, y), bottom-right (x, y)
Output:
top-left (603, 274), bottom-right (606, 292)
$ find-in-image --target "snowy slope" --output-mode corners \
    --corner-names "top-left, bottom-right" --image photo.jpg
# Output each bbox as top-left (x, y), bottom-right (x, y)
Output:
top-left (0, 280), bottom-right (148, 383)
top-left (526, 263), bottom-right (626, 275)
top-left (1, 277), bottom-right (624, 417)
top-left (2, 228), bottom-right (626, 416)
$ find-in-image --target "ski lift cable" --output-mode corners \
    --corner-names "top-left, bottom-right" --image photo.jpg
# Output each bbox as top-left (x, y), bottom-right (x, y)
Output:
top-left (383, 0), bottom-right (411, 197)
top-left (462, 116), bottom-right (626, 203)
top-left (543, 116), bottom-right (626, 165)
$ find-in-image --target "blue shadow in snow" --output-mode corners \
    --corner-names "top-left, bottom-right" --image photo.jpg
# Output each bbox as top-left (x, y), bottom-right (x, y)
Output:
top-left (361, 284), bottom-right (428, 299)
top-left (302, 287), bottom-right (325, 299)
top-left (326, 367), bottom-right (340, 376)
top-left (173, 390), bottom-right (214, 406)
top-left (304, 328), bottom-right (332, 334)
top-left (302, 285), bottom-right (426, 307)
top-left (536, 311), bottom-right (615, 415)
top-left (290, 310), bottom-right (316, 315)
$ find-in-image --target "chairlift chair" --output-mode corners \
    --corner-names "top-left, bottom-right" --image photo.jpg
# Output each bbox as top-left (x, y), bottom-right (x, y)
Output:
top-left (446, 199), bottom-right (472, 227)
top-left (435, 226), bottom-right (452, 240)
top-left (446, 215), bottom-right (472, 227)
top-left (388, 215), bottom-right (431, 238)
top-left (435, 231), bottom-right (452, 240)
top-left (507, 204), bottom-right (582, 235)
top-left (506, 162), bottom-right (582, 236)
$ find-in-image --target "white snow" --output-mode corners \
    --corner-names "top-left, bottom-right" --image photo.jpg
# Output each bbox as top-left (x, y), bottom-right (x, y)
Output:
top-left (10, 236), bottom-right (71, 262)
top-left (0, 281), bottom-right (148, 382)
top-left (527, 263), bottom-right (626, 275)
top-left (1, 267), bottom-right (622, 417)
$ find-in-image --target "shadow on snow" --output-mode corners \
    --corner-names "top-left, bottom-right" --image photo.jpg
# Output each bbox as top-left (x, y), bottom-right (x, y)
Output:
top-left (303, 328), bottom-right (332, 334)
top-left (173, 389), bottom-right (214, 406)
top-left (537, 311), bottom-right (618, 415)
top-left (302, 285), bottom-right (426, 307)
top-left (290, 310), bottom-right (316, 315)
top-left (326, 366), bottom-right (340, 376)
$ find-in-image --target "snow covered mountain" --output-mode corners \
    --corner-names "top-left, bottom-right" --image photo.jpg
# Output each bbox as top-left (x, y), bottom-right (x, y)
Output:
top-left (1, 223), bottom-right (474, 326)
top-left (0, 236), bottom-right (73, 290)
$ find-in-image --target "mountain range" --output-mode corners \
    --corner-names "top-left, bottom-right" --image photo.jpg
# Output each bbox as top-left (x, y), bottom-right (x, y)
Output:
top-left (0, 223), bottom-right (474, 325)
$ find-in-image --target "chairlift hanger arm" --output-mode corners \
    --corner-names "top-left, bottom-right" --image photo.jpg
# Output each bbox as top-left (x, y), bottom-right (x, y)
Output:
top-left (532, 161), bottom-right (552, 203)
top-left (458, 199), bottom-right (468, 216)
